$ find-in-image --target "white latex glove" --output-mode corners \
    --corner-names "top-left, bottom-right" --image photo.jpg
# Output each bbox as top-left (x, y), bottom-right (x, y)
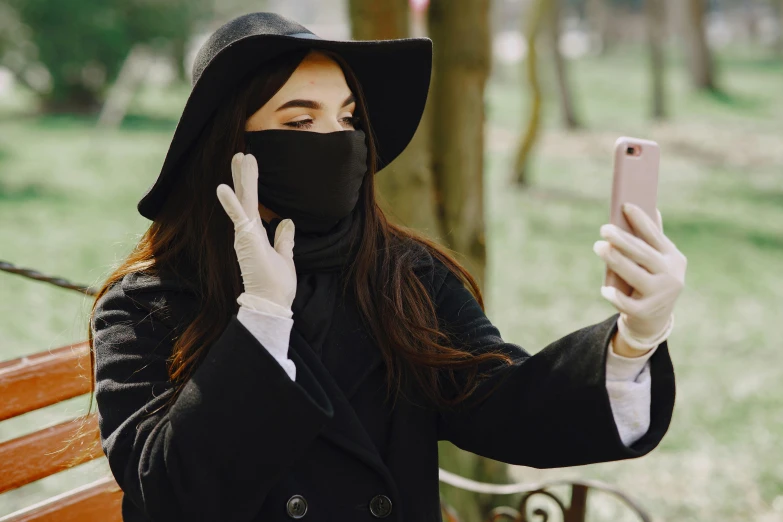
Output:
top-left (593, 203), bottom-right (687, 349)
top-left (216, 152), bottom-right (297, 314)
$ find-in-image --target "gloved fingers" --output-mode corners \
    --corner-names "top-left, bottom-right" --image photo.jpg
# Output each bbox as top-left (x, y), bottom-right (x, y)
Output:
top-left (239, 154), bottom-right (260, 220)
top-left (273, 219), bottom-right (296, 260)
top-left (599, 224), bottom-right (668, 274)
top-left (598, 207), bottom-right (686, 343)
top-left (229, 154), bottom-right (272, 250)
top-left (230, 152), bottom-right (245, 203)
top-left (605, 290), bottom-right (660, 334)
top-left (620, 294), bottom-right (676, 340)
top-left (652, 208), bottom-right (681, 255)
top-left (593, 240), bottom-right (654, 294)
top-left (216, 183), bottom-right (250, 230)
top-left (625, 207), bottom-right (688, 292)
top-left (234, 223), bottom-right (265, 265)
top-left (623, 203), bottom-right (672, 255)
top-left (643, 291), bottom-right (676, 319)
top-left (600, 285), bottom-right (640, 317)
top-left (652, 272), bottom-right (686, 306)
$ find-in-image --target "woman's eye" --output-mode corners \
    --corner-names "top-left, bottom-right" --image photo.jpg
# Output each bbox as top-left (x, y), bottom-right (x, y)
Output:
top-left (341, 116), bottom-right (360, 127)
top-left (283, 118), bottom-right (313, 129)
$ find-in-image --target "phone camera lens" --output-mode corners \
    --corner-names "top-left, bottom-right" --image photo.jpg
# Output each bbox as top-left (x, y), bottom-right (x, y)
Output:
top-left (625, 145), bottom-right (642, 156)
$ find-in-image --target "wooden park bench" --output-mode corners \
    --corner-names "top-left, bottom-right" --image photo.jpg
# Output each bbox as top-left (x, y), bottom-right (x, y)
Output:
top-left (0, 341), bottom-right (123, 521)
top-left (0, 261), bottom-right (653, 522)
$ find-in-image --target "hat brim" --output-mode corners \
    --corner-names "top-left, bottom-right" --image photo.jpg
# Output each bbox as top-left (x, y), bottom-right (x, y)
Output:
top-left (137, 34), bottom-right (432, 220)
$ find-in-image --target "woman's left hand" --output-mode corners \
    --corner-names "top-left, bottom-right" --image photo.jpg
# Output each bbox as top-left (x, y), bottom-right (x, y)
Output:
top-left (593, 203), bottom-right (687, 350)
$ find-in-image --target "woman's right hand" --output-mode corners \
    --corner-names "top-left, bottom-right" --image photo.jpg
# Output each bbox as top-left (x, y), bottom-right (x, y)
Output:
top-left (217, 152), bottom-right (297, 312)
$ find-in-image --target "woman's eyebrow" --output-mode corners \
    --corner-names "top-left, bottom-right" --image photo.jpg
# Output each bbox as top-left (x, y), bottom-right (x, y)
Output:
top-left (274, 94), bottom-right (355, 112)
top-left (276, 99), bottom-right (322, 111)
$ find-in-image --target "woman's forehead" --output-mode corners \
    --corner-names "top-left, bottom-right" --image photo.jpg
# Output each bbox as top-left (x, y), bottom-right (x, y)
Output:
top-left (275, 52), bottom-right (351, 100)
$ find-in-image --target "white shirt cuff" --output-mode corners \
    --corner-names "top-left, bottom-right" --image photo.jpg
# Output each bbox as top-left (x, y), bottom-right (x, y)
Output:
top-left (236, 292), bottom-right (293, 318)
top-left (605, 338), bottom-right (658, 447)
top-left (237, 304), bottom-right (296, 382)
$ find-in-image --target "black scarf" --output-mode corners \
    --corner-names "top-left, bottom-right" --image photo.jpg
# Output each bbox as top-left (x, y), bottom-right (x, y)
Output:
top-left (263, 208), bottom-right (363, 359)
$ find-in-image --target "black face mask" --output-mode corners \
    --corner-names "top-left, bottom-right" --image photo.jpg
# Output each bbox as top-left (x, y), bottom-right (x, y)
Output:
top-left (244, 129), bottom-right (368, 234)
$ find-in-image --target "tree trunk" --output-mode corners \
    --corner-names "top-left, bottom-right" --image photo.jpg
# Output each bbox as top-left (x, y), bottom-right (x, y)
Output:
top-left (684, 0), bottom-right (717, 91)
top-left (646, 0), bottom-right (667, 119)
top-left (348, 0), bottom-right (442, 239)
top-left (587, 0), bottom-right (612, 55)
top-left (778, 0), bottom-right (783, 57)
top-left (98, 45), bottom-right (153, 129)
top-left (429, 0), bottom-right (504, 519)
top-left (548, 0), bottom-right (580, 129)
top-left (171, 36), bottom-right (189, 83)
top-left (428, 0), bottom-right (490, 289)
top-left (348, 0), bottom-right (408, 39)
top-left (41, 85), bottom-right (102, 114)
top-left (514, 0), bottom-right (547, 186)
top-left (743, 4), bottom-right (759, 44)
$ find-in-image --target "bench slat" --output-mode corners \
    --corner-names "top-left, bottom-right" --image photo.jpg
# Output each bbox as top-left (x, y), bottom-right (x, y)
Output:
top-left (0, 477), bottom-right (122, 522)
top-left (0, 414), bottom-right (103, 494)
top-left (0, 343), bottom-right (92, 422)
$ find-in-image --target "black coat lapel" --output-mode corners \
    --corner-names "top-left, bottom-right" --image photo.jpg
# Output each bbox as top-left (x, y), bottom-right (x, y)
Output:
top-left (288, 329), bottom-right (391, 475)
top-left (318, 290), bottom-right (385, 401)
top-left (288, 328), bottom-right (403, 506)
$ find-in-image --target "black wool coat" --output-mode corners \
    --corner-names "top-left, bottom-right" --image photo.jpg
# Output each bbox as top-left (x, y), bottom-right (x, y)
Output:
top-left (92, 255), bottom-right (676, 522)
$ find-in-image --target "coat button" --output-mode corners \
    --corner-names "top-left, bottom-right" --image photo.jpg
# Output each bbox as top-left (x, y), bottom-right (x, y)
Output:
top-left (286, 495), bottom-right (307, 519)
top-left (369, 494), bottom-right (392, 518)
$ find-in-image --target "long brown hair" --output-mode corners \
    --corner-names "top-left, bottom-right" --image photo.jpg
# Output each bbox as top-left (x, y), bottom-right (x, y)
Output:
top-left (84, 49), bottom-right (513, 430)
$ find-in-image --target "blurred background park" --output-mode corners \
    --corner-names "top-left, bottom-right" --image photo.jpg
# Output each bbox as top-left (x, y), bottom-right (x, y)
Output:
top-left (1, 0), bottom-right (782, 520)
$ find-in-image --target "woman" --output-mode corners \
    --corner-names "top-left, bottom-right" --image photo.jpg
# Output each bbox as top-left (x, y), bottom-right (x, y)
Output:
top-left (89, 12), bottom-right (685, 522)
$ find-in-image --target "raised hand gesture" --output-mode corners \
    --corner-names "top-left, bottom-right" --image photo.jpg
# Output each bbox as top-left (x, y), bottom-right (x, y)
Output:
top-left (217, 152), bottom-right (297, 312)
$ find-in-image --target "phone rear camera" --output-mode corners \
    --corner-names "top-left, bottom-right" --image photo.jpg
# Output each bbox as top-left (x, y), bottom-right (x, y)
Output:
top-left (625, 144), bottom-right (642, 156)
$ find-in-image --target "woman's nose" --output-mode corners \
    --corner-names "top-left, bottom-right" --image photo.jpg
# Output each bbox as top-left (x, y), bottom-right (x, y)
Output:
top-left (320, 118), bottom-right (345, 133)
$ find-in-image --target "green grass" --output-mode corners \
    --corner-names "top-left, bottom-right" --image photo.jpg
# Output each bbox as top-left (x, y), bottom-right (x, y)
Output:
top-left (485, 48), bottom-right (783, 521)
top-left (1, 46), bottom-right (782, 520)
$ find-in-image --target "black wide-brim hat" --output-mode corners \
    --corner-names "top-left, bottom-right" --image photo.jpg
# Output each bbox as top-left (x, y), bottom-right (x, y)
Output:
top-left (137, 12), bottom-right (432, 220)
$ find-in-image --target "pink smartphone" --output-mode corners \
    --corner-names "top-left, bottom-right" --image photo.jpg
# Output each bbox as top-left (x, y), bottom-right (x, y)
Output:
top-left (605, 137), bottom-right (660, 296)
